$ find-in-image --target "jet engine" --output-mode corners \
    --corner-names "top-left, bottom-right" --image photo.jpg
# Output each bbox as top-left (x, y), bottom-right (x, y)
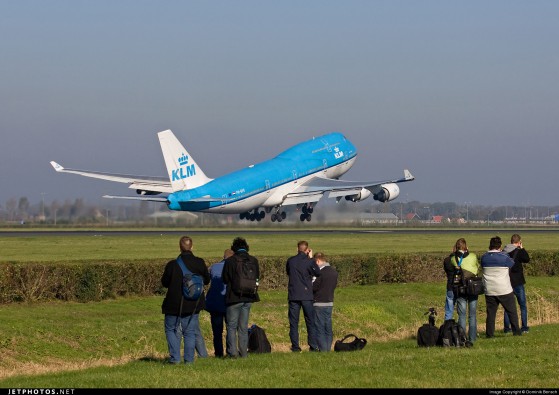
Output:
top-left (344, 188), bottom-right (372, 202)
top-left (373, 183), bottom-right (400, 202)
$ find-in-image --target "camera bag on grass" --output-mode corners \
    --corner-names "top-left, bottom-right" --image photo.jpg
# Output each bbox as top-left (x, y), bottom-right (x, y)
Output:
top-left (437, 319), bottom-right (471, 347)
top-left (417, 308), bottom-right (439, 347)
top-left (248, 324), bottom-right (271, 353)
top-left (334, 334), bottom-right (367, 352)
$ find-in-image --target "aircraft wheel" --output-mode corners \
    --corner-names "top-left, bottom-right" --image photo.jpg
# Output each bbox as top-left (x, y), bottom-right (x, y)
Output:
top-left (256, 216), bottom-right (262, 222)
top-left (300, 214), bottom-right (306, 222)
top-left (306, 214), bottom-right (312, 222)
top-left (271, 213), bottom-right (277, 222)
top-left (277, 215), bottom-right (283, 222)
top-left (249, 213), bottom-right (255, 221)
top-left (308, 207), bottom-right (314, 213)
top-left (239, 212), bottom-right (246, 220)
top-left (259, 210), bottom-right (265, 219)
top-left (281, 211), bottom-right (286, 220)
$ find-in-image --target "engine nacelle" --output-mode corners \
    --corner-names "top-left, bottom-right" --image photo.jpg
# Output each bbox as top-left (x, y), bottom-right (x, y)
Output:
top-left (373, 183), bottom-right (400, 202)
top-left (344, 188), bottom-right (372, 202)
top-left (136, 189), bottom-right (162, 196)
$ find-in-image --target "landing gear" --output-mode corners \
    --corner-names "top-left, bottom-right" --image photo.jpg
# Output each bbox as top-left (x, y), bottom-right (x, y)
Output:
top-left (300, 213), bottom-right (311, 222)
top-left (299, 203), bottom-right (313, 222)
top-left (271, 208), bottom-right (286, 222)
top-left (240, 209), bottom-right (265, 221)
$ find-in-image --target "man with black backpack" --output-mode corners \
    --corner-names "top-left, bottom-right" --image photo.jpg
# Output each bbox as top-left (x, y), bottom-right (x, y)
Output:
top-left (161, 236), bottom-right (210, 364)
top-left (222, 237), bottom-right (260, 358)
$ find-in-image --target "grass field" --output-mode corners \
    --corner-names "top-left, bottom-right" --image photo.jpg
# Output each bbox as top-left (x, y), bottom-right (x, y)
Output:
top-left (2, 228), bottom-right (559, 263)
top-left (1, 229), bottom-right (558, 388)
top-left (0, 279), bottom-right (558, 388)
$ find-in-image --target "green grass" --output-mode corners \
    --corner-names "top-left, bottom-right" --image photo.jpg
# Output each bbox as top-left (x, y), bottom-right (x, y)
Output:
top-left (2, 230), bottom-right (559, 263)
top-left (1, 278), bottom-right (558, 388)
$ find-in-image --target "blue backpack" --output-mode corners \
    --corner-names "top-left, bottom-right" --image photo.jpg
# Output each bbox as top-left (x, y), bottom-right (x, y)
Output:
top-left (177, 256), bottom-right (204, 301)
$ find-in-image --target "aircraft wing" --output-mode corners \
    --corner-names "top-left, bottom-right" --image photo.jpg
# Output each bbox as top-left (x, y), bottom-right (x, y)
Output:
top-left (50, 161), bottom-right (173, 194)
top-left (285, 169), bottom-right (415, 200)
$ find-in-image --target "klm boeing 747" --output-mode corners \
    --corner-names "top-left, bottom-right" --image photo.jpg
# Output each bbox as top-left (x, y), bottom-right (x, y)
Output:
top-left (50, 130), bottom-right (414, 222)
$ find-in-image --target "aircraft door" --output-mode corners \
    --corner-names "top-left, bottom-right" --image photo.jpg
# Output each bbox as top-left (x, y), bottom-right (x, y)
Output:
top-left (265, 180), bottom-right (270, 193)
top-left (323, 158), bottom-right (328, 174)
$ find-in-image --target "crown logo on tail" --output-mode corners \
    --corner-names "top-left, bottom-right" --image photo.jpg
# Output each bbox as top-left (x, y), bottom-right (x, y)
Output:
top-left (178, 153), bottom-right (189, 166)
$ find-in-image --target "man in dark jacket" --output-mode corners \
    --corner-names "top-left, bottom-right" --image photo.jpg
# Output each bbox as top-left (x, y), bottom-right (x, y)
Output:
top-left (222, 237), bottom-right (260, 358)
top-left (205, 248), bottom-right (234, 357)
top-left (312, 252), bottom-right (338, 352)
top-left (286, 240), bottom-right (321, 352)
top-left (502, 233), bottom-right (531, 334)
top-left (161, 236), bottom-right (210, 364)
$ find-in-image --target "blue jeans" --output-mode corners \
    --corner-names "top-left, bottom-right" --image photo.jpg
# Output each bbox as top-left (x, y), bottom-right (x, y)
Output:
top-left (288, 300), bottom-right (318, 351)
top-left (210, 311), bottom-right (226, 357)
top-left (314, 305), bottom-right (333, 352)
top-left (504, 284), bottom-right (528, 332)
top-left (456, 294), bottom-right (478, 342)
top-left (444, 289), bottom-right (455, 320)
top-left (195, 322), bottom-right (208, 358)
top-left (226, 302), bottom-right (251, 358)
top-left (164, 314), bottom-right (201, 363)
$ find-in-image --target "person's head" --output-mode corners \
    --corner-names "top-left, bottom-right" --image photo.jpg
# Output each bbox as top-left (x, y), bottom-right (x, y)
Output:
top-left (223, 248), bottom-right (234, 260)
top-left (489, 236), bottom-right (502, 251)
top-left (231, 237), bottom-right (249, 253)
top-left (297, 240), bottom-right (309, 253)
top-left (511, 233), bottom-right (522, 245)
top-left (179, 236), bottom-right (193, 252)
top-left (455, 238), bottom-right (467, 252)
top-left (314, 252), bottom-right (326, 265)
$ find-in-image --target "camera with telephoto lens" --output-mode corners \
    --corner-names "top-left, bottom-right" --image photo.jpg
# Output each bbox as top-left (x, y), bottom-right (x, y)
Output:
top-left (425, 307), bottom-right (437, 326)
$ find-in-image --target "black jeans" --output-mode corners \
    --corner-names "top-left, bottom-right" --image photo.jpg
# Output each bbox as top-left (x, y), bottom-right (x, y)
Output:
top-left (485, 293), bottom-right (521, 337)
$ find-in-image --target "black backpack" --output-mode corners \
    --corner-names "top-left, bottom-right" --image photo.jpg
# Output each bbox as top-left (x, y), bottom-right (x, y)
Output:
top-left (437, 319), bottom-right (470, 347)
top-left (232, 253), bottom-right (259, 297)
top-left (417, 308), bottom-right (439, 347)
top-left (248, 324), bottom-right (271, 353)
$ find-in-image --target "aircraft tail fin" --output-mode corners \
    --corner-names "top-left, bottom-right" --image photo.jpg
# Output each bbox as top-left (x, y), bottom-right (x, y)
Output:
top-left (158, 130), bottom-right (213, 192)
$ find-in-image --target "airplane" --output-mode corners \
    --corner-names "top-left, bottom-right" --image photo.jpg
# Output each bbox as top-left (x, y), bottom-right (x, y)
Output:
top-left (50, 130), bottom-right (415, 222)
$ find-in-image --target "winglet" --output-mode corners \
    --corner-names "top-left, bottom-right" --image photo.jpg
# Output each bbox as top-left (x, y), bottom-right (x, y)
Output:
top-left (404, 169), bottom-right (414, 181)
top-left (50, 161), bottom-right (64, 172)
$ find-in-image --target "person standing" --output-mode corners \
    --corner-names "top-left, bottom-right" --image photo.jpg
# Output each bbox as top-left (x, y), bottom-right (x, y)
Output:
top-left (205, 248), bottom-right (234, 357)
top-left (443, 244), bottom-right (458, 321)
top-left (451, 238), bottom-right (481, 343)
top-left (481, 235), bottom-right (522, 338)
top-left (286, 240), bottom-right (321, 352)
top-left (161, 236), bottom-right (210, 364)
top-left (502, 233), bottom-right (531, 334)
top-left (222, 237), bottom-right (260, 358)
top-left (312, 252), bottom-right (338, 352)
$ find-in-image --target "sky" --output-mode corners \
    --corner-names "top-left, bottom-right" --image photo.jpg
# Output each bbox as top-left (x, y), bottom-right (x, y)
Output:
top-left (1, 1), bottom-right (558, 209)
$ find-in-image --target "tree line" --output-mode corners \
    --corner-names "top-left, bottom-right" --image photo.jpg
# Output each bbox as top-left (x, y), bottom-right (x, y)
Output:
top-left (0, 196), bottom-right (558, 226)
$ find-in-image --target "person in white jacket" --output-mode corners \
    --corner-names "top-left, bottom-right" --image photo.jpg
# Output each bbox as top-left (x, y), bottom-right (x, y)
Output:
top-left (480, 236), bottom-right (522, 338)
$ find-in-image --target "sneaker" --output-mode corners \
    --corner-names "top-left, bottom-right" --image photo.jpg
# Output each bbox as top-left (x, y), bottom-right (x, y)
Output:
top-left (503, 329), bottom-right (512, 335)
top-left (522, 330), bottom-right (529, 334)
top-left (291, 347), bottom-right (302, 353)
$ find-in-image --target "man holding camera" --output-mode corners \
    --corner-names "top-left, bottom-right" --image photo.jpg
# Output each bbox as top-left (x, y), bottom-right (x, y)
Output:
top-left (286, 240), bottom-right (321, 352)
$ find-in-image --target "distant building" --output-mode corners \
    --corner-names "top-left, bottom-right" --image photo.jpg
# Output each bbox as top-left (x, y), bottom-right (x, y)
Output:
top-left (405, 213), bottom-right (420, 222)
